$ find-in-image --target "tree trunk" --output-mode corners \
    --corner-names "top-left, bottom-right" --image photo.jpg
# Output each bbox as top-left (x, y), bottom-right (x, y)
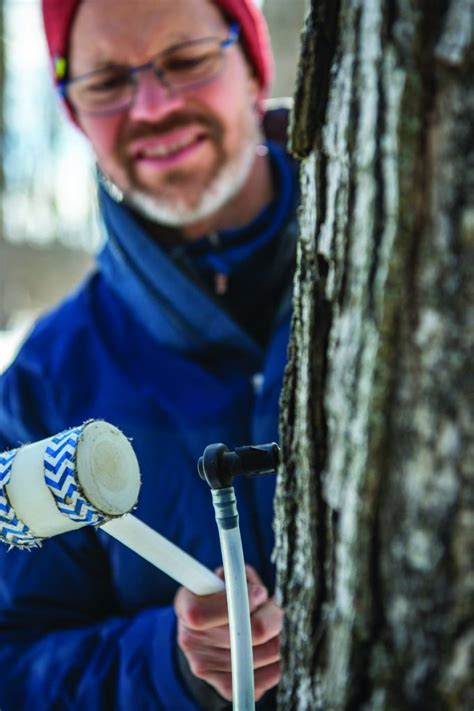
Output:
top-left (274, 1), bottom-right (473, 709)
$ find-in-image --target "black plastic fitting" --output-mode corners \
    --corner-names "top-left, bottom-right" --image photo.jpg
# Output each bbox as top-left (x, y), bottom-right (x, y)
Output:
top-left (198, 442), bottom-right (280, 490)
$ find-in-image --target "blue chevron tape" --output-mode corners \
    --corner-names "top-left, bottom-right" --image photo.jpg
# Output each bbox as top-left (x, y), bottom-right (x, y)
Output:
top-left (44, 425), bottom-right (108, 527)
top-left (0, 448), bottom-right (41, 549)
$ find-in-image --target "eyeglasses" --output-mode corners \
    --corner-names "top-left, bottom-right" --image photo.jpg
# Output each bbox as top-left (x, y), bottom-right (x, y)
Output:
top-left (59, 23), bottom-right (240, 116)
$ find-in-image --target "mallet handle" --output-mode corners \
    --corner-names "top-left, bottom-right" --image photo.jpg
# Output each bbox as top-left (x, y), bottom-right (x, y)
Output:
top-left (102, 515), bottom-right (224, 596)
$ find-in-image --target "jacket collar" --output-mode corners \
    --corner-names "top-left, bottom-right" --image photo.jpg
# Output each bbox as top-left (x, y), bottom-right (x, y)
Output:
top-left (98, 185), bottom-right (265, 369)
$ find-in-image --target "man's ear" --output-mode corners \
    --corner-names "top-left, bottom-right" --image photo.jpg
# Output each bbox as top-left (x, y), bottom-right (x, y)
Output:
top-left (238, 44), bottom-right (264, 109)
top-left (246, 67), bottom-right (264, 113)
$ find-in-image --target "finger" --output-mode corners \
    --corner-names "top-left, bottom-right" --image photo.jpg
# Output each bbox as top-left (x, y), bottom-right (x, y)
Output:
top-left (178, 620), bottom-right (281, 667)
top-left (179, 632), bottom-right (233, 673)
top-left (251, 598), bottom-right (284, 645)
top-left (215, 564), bottom-right (265, 587)
top-left (254, 660), bottom-right (281, 701)
top-left (180, 634), bottom-right (281, 695)
top-left (178, 631), bottom-right (281, 701)
top-left (175, 580), bottom-right (269, 631)
top-left (177, 619), bottom-right (232, 651)
top-left (252, 634), bottom-right (281, 670)
top-left (247, 582), bottom-right (269, 612)
top-left (214, 565), bottom-right (270, 611)
top-left (174, 587), bottom-right (230, 630)
top-left (191, 661), bottom-right (281, 703)
top-left (244, 565), bottom-right (265, 586)
top-left (179, 625), bottom-right (281, 669)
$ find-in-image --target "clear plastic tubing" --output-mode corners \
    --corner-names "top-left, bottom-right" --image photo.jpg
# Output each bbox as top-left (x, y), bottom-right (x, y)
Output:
top-left (211, 487), bottom-right (255, 711)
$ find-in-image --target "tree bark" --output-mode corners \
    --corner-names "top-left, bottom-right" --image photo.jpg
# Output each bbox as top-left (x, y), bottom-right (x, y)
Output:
top-left (274, 1), bottom-right (473, 709)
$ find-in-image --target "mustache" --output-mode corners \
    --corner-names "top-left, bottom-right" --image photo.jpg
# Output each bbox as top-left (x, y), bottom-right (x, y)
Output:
top-left (125, 110), bottom-right (223, 143)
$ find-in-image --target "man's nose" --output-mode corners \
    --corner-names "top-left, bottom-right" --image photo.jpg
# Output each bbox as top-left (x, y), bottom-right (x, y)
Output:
top-left (128, 69), bottom-right (186, 122)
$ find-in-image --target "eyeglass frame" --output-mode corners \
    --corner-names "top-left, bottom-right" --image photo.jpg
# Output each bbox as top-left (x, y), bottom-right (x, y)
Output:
top-left (57, 22), bottom-right (241, 116)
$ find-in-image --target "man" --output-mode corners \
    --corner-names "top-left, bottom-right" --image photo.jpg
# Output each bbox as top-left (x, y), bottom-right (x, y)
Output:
top-left (0, 0), bottom-right (298, 708)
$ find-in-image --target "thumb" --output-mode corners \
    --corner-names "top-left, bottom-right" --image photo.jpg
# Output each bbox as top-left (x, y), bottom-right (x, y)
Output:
top-left (248, 582), bottom-right (269, 611)
top-left (214, 565), bottom-right (269, 611)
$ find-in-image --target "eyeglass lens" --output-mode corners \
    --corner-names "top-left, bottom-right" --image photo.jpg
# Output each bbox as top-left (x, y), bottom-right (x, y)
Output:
top-left (68, 38), bottom-right (226, 115)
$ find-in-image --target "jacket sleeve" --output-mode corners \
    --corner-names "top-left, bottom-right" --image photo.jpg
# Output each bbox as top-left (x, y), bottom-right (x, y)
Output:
top-left (0, 358), bottom-right (200, 711)
top-left (0, 529), bottom-right (200, 710)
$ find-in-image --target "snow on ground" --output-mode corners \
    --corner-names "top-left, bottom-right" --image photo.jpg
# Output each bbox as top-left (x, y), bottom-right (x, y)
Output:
top-left (0, 316), bottom-right (34, 373)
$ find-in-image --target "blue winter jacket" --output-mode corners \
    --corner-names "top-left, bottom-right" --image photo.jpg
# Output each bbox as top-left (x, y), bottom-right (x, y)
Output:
top-left (0, 138), bottom-right (297, 710)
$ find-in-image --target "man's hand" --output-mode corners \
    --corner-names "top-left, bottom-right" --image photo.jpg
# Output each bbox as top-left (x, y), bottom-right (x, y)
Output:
top-left (174, 566), bottom-right (282, 702)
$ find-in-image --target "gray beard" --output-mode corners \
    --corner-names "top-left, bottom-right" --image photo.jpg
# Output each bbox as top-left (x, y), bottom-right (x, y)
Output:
top-left (122, 138), bottom-right (258, 228)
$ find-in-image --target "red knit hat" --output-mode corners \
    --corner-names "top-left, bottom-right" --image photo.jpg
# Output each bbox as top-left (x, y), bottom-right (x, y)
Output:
top-left (41, 0), bottom-right (273, 102)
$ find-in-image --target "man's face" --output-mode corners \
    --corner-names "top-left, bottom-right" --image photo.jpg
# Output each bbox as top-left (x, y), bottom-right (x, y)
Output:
top-left (69, 0), bottom-right (262, 228)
